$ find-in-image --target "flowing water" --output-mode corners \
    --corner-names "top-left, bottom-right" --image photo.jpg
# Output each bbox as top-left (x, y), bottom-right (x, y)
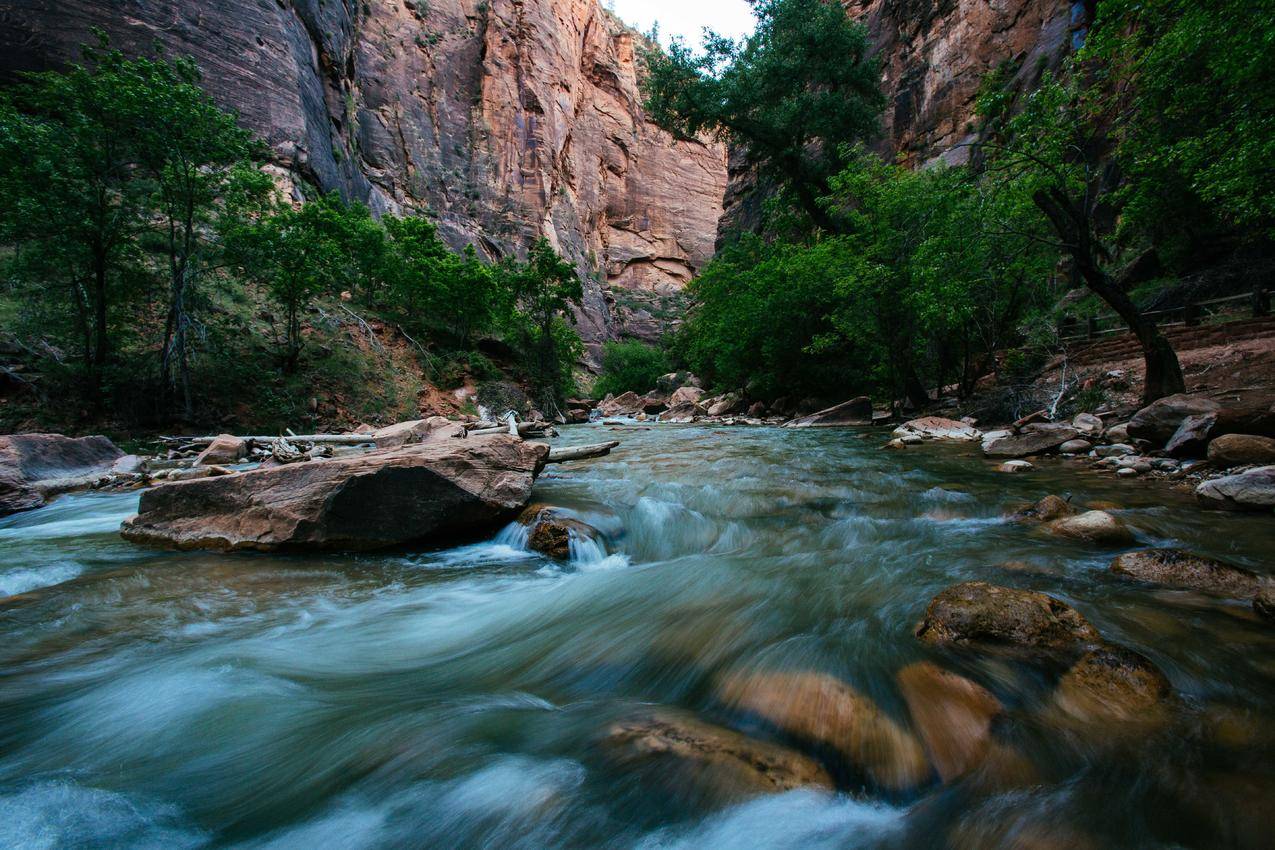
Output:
top-left (1, 425), bottom-right (1273, 849)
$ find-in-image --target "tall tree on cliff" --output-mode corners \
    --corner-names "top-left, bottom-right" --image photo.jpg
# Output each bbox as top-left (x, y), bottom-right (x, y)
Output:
top-left (642, 0), bottom-right (884, 235)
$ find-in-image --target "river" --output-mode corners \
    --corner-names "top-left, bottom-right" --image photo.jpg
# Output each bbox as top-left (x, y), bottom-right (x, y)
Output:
top-left (1, 425), bottom-right (1272, 849)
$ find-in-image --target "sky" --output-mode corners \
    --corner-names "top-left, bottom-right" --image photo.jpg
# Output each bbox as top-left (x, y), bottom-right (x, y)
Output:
top-left (607, 0), bottom-right (756, 48)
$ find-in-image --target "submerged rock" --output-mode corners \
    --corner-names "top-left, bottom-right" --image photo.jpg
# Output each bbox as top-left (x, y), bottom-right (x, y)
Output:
top-left (1050, 644), bottom-right (1174, 728)
top-left (915, 581), bottom-right (1101, 653)
top-left (1254, 587), bottom-right (1275, 624)
top-left (894, 417), bottom-right (982, 442)
top-left (604, 710), bottom-right (833, 801)
top-left (1110, 548), bottom-right (1265, 598)
top-left (1047, 510), bottom-right (1134, 546)
top-left (1195, 465), bottom-right (1275, 511)
top-left (784, 396), bottom-right (873, 428)
top-left (518, 504), bottom-right (606, 560)
top-left (1014, 494), bottom-right (1073, 522)
top-left (121, 436), bottom-right (548, 552)
top-left (715, 670), bottom-right (930, 791)
top-left (896, 662), bottom-right (1002, 782)
top-left (0, 433), bottom-right (124, 516)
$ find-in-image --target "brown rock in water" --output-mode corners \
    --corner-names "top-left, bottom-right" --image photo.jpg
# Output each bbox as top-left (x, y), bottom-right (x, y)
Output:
top-left (604, 710), bottom-right (833, 801)
top-left (1207, 433), bottom-right (1275, 468)
top-left (0, 433), bottom-right (124, 516)
top-left (950, 810), bottom-right (1100, 850)
top-left (598, 391), bottom-right (644, 417)
top-left (915, 582), bottom-right (1101, 653)
top-left (983, 425), bottom-right (1080, 459)
top-left (518, 504), bottom-right (604, 559)
top-left (896, 662), bottom-right (1003, 782)
top-left (195, 434), bottom-right (247, 466)
top-left (1047, 511), bottom-right (1134, 546)
top-left (784, 397), bottom-right (874, 428)
top-left (1110, 549), bottom-right (1265, 598)
top-left (1050, 645), bottom-right (1174, 728)
top-left (121, 436), bottom-right (548, 552)
top-left (715, 670), bottom-right (930, 791)
top-left (1013, 494), bottom-right (1073, 523)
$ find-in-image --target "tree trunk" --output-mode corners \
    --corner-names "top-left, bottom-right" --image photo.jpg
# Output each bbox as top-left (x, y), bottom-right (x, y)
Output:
top-left (903, 363), bottom-right (930, 410)
top-left (1032, 188), bottom-right (1185, 405)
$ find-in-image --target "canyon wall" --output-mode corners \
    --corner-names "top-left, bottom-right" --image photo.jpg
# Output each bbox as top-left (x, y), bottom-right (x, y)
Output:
top-left (0, 0), bottom-right (728, 355)
top-left (720, 0), bottom-right (1088, 239)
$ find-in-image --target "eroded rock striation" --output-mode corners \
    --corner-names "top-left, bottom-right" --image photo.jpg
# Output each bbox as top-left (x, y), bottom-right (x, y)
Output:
top-left (1, 0), bottom-right (727, 356)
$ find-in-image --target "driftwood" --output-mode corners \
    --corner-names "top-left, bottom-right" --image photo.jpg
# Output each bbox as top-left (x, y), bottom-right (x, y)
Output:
top-left (160, 434), bottom-right (374, 447)
top-left (546, 441), bottom-right (620, 463)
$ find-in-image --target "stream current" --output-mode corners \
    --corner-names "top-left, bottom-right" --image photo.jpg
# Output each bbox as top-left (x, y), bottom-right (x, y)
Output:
top-left (1, 424), bottom-right (1273, 849)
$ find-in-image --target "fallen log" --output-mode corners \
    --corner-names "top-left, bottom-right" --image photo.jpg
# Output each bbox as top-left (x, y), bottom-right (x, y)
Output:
top-left (546, 441), bottom-right (620, 463)
top-left (160, 434), bottom-right (374, 447)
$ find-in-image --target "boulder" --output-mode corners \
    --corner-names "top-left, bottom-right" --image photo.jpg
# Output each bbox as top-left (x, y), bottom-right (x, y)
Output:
top-left (896, 662), bottom-right (1002, 782)
top-left (998, 460), bottom-right (1033, 474)
top-left (1207, 434), bottom-right (1275, 468)
top-left (1072, 412), bottom-right (1104, 438)
top-left (640, 392), bottom-right (669, 414)
top-left (1050, 644), bottom-right (1174, 727)
top-left (604, 710), bottom-right (832, 801)
top-left (195, 434), bottom-right (247, 466)
top-left (371, 416), bottom-right (457, 449)
top-left (893, 417), bottom-right (981, 442)
top-left (1059, 439), bottom-right (1092, 454)
top-left (1164, 413), bottom-right (1217, 458)
top-left (982, 424), bottom-right (1079, 459)
top-left (1095, 443), bottom-right (1136, 458)
top-left (1047, 510), bottom-right (1134, 546)
top-left (1127, 393), bottom-right (1221, 445)
top-left (784, 396), bottom-right (874, 428)
top-left (121, 436), bottom-right (548, 552)
top-left (1196, 466), bottom-right (1275, 511)
top-left (746, 401), bottom-right (767, 418)
top-left (0, 433), bottom-right (124, 516)
top-left (111, 455), bottom-right (146, 475)
top-left (715, 670), bottom-right (930, 791)
top-left (518, 504), bottom-right (605, 560)
top-left (915, 581), bottom-right (1101, 652)
top-left (598, 391), bottom-right (644, 417)
top-left (655, 371), bottom-right (701, 393)
top-left (706, 393), bottom-right (745, 417)
top-left (1015, 494), bottom-right (1074, 523)
top-left (669, 386), bottom-right (706, 406)
top-left (1110, 549), bottom-right (1265, 598)
top-left (1104, 423), bottom-right (1130, 443)
top-left (661, 402), bottom-right (706, 423)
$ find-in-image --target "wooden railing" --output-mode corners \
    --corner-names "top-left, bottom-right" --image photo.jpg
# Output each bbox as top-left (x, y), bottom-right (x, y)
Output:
top-left (1059, 284), bottom-right (1272, 343)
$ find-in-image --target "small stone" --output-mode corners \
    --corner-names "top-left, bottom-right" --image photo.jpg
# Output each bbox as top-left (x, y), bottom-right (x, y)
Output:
top-left (915, 581), bottom-right (1101, 653)
top-left (901, 434), bottom-right (924, 445)
top-left (1095, 443), bottom-right (1136, 458)
top-left (1072, 412), bottom-right (1104, 438)
top-left (1059, 439), bottom-right (1092, 454)
top-left (1116, 467), bottom-right (1139, 478)
top-left (998, 460), bottom-right (1033, 474)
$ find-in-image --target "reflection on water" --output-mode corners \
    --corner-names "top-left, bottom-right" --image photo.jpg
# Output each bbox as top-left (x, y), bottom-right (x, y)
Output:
top-left (1, 425), bottom-right (1273, 849)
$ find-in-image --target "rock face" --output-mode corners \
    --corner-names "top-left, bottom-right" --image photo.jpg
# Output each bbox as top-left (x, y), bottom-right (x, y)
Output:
top-left (916, 582), bottom-right (1101, 653)
top-left (0, 434), bottom-right (124, 516)
top-left (1, 0), bottom-right (728, 355)
top-left (121, 435), bottom-right (548, 551)
top-left (1196, 466), bottom-right (1275, 511)
top-left (1111, 549), bottom-right (1265, 598)
top-left (716, 669), bottom-right (930, 791)
top-left (604, 710), bottom-right (833, 800)
top-left (983, 425), bottom-right (1079, 459)
top-left (784, 396), bottom-right (873, 428)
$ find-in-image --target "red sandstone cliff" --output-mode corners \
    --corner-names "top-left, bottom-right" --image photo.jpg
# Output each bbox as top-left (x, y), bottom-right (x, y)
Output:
top-left (0, 0), bottom-right (727, 355)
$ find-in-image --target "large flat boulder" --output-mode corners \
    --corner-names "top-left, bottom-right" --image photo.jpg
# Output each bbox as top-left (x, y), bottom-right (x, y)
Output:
top-left (1196, 466), bottom-right (1275, 511)
top-left (982, 424), bottom-right (1079, 459)
top-left (121, 436), bottom-right (548, 552)
top-left (893, 417), bottom-right (981, 442)
top-left (784, 396), bottom-right (873, 428)
top-left (0, 433), bottom-right (124, 516)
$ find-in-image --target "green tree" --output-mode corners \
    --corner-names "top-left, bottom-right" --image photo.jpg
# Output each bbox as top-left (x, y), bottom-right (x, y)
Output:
top-left (594, 340), bottom-right (670, 398)
top-left (0, 38), bottom-right (154, 398)
top-left (643, 0), bottom-right (884, 234)
top-left (499, 239), bottom-right (583, 413)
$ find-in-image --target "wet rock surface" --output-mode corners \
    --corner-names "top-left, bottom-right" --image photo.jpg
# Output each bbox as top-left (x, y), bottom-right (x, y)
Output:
top-left (1111, 548), bottom-right (1265, 598)
top-left (1050, 645), bottom-right (1174, 728)
top-left (1196, 465), bottom-right (1275, 511)
top-left (915, 582), bottom-right (1101, 653)
top-left (896, 662), bottom-right (1003, 782)
top-left (1046, 510), bottom-right (1134, 546)
top-left (894, 417), bottom-right (982, 442)
top-left (519, 504), bottom-right (605, 560)
top-left (122, 436), bottom-right (548, 552)
top-left (784, 397), bottom-right (874, 428)
top-left (0, 433), bottom-right (124, 516)
top-left (983, 425), bottom-right (1080, 459)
